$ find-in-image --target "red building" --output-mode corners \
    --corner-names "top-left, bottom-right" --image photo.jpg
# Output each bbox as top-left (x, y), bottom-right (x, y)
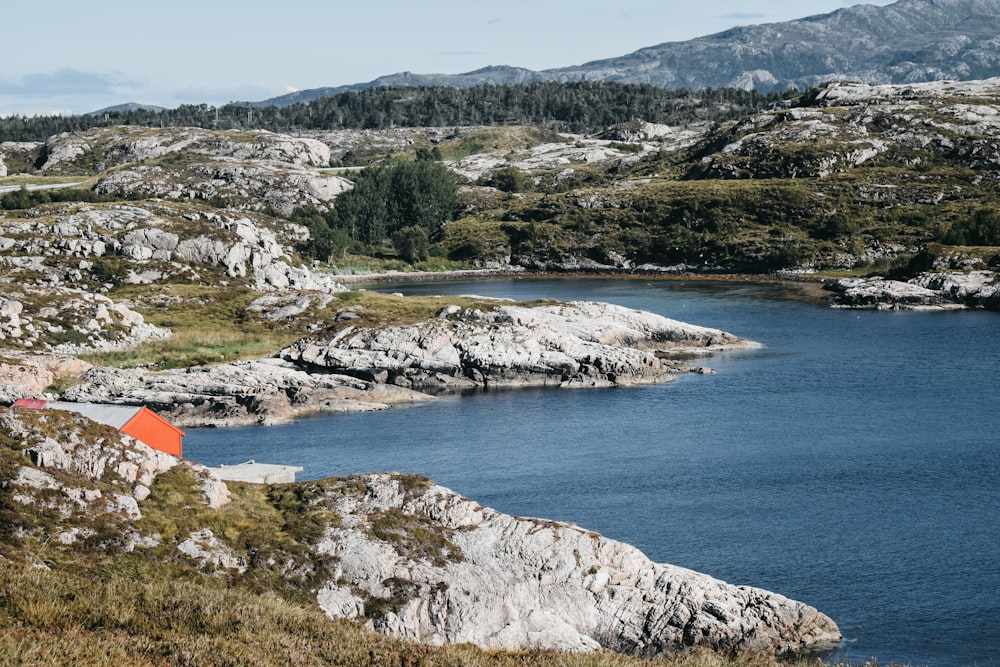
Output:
top-left (12, 399), bottom-right (185, 457)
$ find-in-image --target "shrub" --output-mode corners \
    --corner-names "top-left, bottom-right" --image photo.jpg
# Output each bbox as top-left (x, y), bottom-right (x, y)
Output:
top-left (391, 226), bottom-right (430, 264)
top-left (942, 207), bottom-right (1000, 246)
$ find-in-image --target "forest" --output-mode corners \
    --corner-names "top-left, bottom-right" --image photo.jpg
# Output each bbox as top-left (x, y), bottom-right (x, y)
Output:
top-left (0, 82), bottom-right (791, 142)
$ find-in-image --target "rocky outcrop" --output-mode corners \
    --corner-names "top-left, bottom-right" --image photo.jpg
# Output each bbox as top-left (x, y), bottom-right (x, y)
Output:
top-left (0, 141), bottom-right (42, 176)
top-left (37, 126), bottom-right (332, 174)
top-left (94, 161), bottom-right (353, 217)
top-left (0, 406), bottom-right (228, 532)
top-left (827, 270), bottom-right (1000, 310)
top-left (32, 126), bottom-right (352, 216)
top-left (695, 78), bottom-right (1000, 179)
top-left (0, 203), bottom-right (344, 295)
top-left (59, 300), bottom-right (754, 426)
top-left (60, 358), bottom-right (433, 427)
top-left (0, 352), bottom-right (92, 404)
top-left (283, 300), bottom-right (756, 390)
top-left (314, 473), bottom-right (841, 656)
top-left (0, 283), bottom-right (170, 352)
top-left (447, 134), bottom-right (688, 182)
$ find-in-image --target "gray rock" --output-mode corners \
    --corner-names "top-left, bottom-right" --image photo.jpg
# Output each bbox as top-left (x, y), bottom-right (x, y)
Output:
top-left (827, 270), bottom-right (1000, 310)
top-left (314, 474), bottom-right (842, 656)
top-left (284, 300), bottom-right (758, 390)
top-left (0, 283), bottom-right (170, 352)
top-left (61, 358), bottom-right (434, 428)
top-left (177, 528), bottom-right (247, 572)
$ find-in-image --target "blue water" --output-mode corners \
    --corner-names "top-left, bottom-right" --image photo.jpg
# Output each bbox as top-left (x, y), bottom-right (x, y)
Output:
top-left (185, 278), bottom-right (1000, 667)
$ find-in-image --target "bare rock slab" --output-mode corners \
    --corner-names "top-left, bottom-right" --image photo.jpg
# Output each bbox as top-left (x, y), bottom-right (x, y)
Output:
top-left (314, 474), bottom-right (842, 657)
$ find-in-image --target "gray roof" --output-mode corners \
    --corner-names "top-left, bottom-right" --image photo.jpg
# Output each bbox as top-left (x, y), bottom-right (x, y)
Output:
top-left (47, 401), bottom-right (144, 429)
top-left (211, 460), bottom-right (304, 484)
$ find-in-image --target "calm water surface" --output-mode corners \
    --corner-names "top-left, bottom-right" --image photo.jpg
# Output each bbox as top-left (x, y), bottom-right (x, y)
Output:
top-left (186, 278), bottom-right (1000, 667)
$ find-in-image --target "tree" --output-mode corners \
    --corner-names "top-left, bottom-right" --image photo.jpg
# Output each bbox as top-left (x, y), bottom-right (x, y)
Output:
top-left (333, 160), bottom-right (458, 245)
top-left (391, 225), bottom-right (430, 263)
top-left (942, 207), bottom-right (1000, 246)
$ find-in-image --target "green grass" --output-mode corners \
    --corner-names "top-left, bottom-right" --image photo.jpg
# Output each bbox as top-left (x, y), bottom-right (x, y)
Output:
top-left (0, 554), bottom-right (864, 667)
top-left (80, 328), bottom-right (299, 370)
top-left (0, 175), bottom-right (85, 187)
top-left (437, 126), bottom-right (568, 161)
top-left (0, 557), bottom-right (821, 667)
top-left (77, 284), bottom-right (303, 369)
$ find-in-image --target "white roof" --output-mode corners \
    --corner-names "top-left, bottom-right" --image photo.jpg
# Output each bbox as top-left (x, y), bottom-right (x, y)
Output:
top-left (47, 401), bottom-right (144, 429)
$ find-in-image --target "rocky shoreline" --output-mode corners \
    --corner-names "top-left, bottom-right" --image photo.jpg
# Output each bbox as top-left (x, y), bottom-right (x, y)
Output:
top-left (825, 270), bottom-right (1000, 311)
top-left (50, 299), bottom-right (758, 427)
top-left (1, 404), bottom-right (842, 657)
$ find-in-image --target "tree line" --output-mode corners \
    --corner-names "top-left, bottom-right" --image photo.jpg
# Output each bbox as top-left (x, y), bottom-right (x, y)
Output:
top-left (0, 82), bottom-right (792, 142)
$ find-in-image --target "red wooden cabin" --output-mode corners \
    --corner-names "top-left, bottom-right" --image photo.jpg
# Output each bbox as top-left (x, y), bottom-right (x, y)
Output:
top-left (12, 399), bottom-right (185, 457)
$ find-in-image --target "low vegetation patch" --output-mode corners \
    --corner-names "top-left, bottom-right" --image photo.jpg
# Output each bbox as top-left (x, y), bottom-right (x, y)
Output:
top-left (368, 507), bottom-right (463, 566)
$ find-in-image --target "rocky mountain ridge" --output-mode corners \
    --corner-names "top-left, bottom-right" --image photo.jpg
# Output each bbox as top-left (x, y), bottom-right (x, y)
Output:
top-left (259, 0), bottom-right (1000, 106)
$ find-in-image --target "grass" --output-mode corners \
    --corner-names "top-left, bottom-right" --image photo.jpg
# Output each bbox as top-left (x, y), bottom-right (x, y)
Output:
top-left (76, 284), bottom-right (303, 369)
top-left (80, 328), bottom-right (299, 370)
top-left (0, 555), bottom-right (843, 667)
top-left (368, 506), bottom-right (464, 567)
top-left (437, 126), bottom-right (568, 161)
top-left (0, 175), bottom-right (86, 187)
top-left (327, 253), bottom-right (477, 275)
top-left (0, 555), bottom-right (825, 667)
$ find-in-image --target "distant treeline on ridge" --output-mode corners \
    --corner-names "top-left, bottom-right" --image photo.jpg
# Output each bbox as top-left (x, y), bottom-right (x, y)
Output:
top-left (1, 82), bottom-right (792, 142)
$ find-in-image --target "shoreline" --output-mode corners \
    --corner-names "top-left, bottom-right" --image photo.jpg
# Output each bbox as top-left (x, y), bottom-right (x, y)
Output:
top-left (332, 267), bottom-right (836, 305)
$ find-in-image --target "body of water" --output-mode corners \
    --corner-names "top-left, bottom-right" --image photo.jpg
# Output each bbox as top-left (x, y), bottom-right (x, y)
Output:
top-left (186, 278), bottom-right (1000, 667)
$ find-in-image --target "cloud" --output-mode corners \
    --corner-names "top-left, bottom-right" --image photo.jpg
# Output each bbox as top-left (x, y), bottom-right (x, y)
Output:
top-left (433, 50), bottom-right (485, 57)
top-left (0, 69), bottom-right (140, 98)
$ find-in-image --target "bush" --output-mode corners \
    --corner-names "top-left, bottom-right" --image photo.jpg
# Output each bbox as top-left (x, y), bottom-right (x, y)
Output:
top-left (485, 166), bottom-right (530, 193)
top-left (942, 208), bottom-right (1000, 246)
top-left (391, 226), bottom-right (430, 264)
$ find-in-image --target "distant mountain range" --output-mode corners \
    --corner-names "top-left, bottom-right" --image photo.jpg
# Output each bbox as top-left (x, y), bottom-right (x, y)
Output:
top-left (259, 0), bottom-right (1000, 107)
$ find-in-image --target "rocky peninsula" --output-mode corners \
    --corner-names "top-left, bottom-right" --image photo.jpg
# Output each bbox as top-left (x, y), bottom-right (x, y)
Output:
top-left (0, 406), bottom-right (841, 657)
top-left (46, 299), bottom-right (756, 427)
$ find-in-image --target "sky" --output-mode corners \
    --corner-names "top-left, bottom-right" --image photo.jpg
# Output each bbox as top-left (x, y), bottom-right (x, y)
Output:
top-left (1, 0), bottom-right (898, 117)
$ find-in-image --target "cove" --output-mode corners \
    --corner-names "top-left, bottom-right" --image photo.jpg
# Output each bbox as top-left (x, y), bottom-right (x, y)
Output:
top-left (185, 278), bottom-right (1000, 667)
